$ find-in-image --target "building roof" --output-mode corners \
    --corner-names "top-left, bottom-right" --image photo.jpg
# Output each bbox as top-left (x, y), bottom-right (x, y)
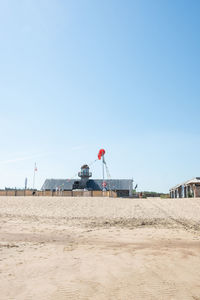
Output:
top-left (41, 179), bottom-right (133, 191)
top-left (41, 179), bottom-right (76, 190)
top-left (170, 177), bottom-right (200, 191)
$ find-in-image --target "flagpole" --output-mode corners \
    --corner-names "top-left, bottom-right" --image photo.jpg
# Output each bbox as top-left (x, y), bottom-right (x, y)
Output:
top-left (33, 162), bottom-right (36, 190)
top-left (102, 155), bottom-right (105, 192)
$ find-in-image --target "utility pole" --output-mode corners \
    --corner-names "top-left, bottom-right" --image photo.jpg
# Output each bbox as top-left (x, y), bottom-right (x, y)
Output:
top-left (25, 177), bottom-right (27, 190)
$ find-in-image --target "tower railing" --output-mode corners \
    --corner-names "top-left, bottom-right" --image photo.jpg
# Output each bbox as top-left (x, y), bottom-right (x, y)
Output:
top-left (78, 171), bottom-right (92, 177)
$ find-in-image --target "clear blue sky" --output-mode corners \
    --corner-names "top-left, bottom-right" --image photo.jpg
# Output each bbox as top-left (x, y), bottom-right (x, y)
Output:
top-left (0, 0), bottom-right (200, 192)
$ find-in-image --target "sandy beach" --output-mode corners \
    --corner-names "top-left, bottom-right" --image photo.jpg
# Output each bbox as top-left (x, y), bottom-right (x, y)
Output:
top-left (1, 196), bottom-right (200, 299)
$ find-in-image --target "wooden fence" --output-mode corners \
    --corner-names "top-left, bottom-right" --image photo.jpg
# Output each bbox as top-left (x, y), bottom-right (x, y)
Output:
top-left (0, 190), bottom-right (117, 197)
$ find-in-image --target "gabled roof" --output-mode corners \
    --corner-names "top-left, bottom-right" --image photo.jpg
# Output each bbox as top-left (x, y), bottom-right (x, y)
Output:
top-left (170, 177), bottom-right (200, 191)
top-left (41, 179), bottom-right (133, 191)
top-left (41, 179), bottom-right (76, 190)
top-left (86, 179), bottom-right (133, 191)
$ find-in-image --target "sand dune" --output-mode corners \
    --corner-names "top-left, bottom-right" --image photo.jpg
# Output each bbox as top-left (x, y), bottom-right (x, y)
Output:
top-left (1, 197), bottom-right (200, 299)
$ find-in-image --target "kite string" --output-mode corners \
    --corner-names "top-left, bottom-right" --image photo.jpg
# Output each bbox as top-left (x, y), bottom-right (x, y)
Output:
top-left (88, 158), bottom-right (98, 167)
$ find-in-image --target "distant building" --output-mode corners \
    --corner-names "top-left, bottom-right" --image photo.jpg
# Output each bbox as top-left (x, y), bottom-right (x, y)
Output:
top-left (170, 177), bottom-right (200, 198)
top-left (42, 164), bottom-right (133, 197)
